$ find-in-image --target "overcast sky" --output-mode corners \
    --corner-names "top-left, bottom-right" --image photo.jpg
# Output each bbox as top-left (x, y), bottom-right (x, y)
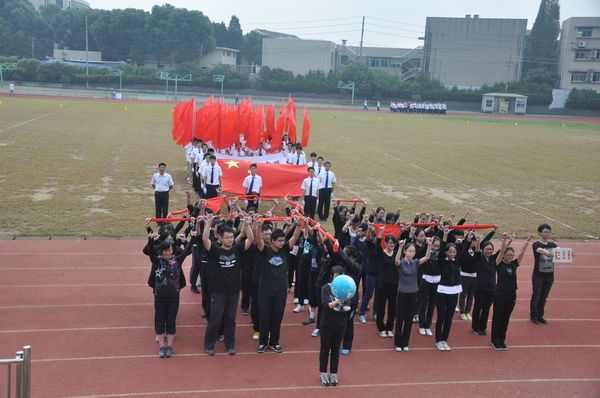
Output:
top-left (90, 0), bottom-right (599, 48)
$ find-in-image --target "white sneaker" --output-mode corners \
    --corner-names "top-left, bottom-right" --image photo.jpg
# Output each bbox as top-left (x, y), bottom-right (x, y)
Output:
top-left (311, 328), bottom-right (320, 337)
top-left (386, 331), bottom-right (394, 338)
top-left (425, 329), bottom-right (433, 336)
top-left (466, 313), bottom-right (472, 320)
top-left (436, 341), bottom-right (445, 351)
top-left (293, 298), bottom-right (299, 304)
top-left (303, 299), bottom-right (309, 305)
top-left (403, 347), bottom-right (410, 352)
top-left (443, 341), bottom-right (451, 351)
top-left (419, 328), bottom-right (426, 335)
top-left (379, 331), bottom-right (387, 338)
top-left (293, 304), bottom-right (303, 313)
top-left (394, 347), bottom-right (403, 352)
top-left (460, 313), bottom-right (468, 320)
top-left (252, 332), bottom-right (259, 341)
top-left (413, 314), bottom-right (419, 322)
top-left (359, 315), bottom-right (367, 324)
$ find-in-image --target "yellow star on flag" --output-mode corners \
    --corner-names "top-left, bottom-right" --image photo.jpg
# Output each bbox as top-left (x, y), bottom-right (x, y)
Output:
top-left (225, 160), bottom-right (240, 169)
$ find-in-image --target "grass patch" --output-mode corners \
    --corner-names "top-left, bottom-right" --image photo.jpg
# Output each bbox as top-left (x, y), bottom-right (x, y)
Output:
top-left (0, 97), bottom-right (599, 238)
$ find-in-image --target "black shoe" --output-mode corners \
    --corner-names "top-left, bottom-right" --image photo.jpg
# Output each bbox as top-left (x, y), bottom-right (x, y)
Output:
top-left (480, 330), bottom-right (487, 336)
top-left (164, 346), bottom-right (173, 358)
top-left (190, 286), bottom-right (200, 294)
top-left (538, 318), bottom-right (548, 324)
top-left (530, 318), bottom-right (541, 325)
top-left (257, 344), bottom-right (267, 353)
top-left (205, 349), bottom-right (215, 356)
top-left (500, 342), bottom-right (508, 351)
top-left (491, 341), bottom-right (503, 351)
top-left (302, 317), bottom-right (315, 325)
top-left (269, 344), bottom-right (283, 353)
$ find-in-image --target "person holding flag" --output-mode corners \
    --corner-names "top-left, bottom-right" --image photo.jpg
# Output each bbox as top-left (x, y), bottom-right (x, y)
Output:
top-left (242, 163), bottom-right (262, 210)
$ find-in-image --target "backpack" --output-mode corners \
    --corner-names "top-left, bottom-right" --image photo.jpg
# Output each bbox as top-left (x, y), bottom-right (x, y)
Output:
top-left (154, 257), bottom-right (181, 300)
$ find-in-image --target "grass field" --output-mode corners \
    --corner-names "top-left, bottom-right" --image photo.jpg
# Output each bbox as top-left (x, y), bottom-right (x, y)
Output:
top-left (0, 96), bottom-right (599, 238)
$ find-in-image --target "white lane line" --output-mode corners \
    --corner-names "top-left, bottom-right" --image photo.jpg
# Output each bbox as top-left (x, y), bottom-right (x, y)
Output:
top-left (3, 318), bottom-right (600, 334)
top-left (64, 378), bottom-right (600, 398)
top-left (370, 147), bottom-right (599, 239)
top-left (0, 113), bottom-right (51, 134)
top-left (36, 345), bottom-right (600, 364)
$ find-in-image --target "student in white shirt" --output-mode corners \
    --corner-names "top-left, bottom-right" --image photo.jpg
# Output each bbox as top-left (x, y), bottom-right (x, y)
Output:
top-left (202, 155), bottom-right (222, 199)
top-left (288, 144), bottom-right (307, 166)
top-left (315, 156), bottom-right (325, 177)
top-left (185, 141), bottom-right (194, 183)
top-left (242, 163), bottom-right (262, 210)
top-left (307, 152), bottom-right (318, 170)
top-left (317, 161), bottom-right (336, 221)
top-left (9, 82), bottom-right (15, 97)
top-left (302, 167), bottom-right (319, 219)
top-left (151, 162), bottom-right (174, 218)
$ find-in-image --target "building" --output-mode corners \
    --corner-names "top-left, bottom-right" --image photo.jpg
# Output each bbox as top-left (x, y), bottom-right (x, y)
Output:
top-left (253, 29), bottom-right (299, 40)
top-left (558, 17), bottom-right (600, 91)
top-left (481, 92), bottom-right (528, 114)
top-left (337, 44), bottom-right (422, 79)
top-left (423, 15), bottom-right (527, 89)
top-left (29, 0), bottom-right (90, 10)
top-left (53, 48), bottom-right (101, 62)
top-left (201, 47), bottom-right (238, 69)
top-left (262, 38), bottom-right (337, 76)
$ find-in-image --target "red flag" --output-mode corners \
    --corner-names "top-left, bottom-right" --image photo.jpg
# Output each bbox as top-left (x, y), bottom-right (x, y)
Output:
top-left (220, 158), bottom-right (306, 197)
top-left (301, 107), bottom-right (310, 148)
top-left (374, 224), bottom-right (403, 249)
top-left (194, 96), bottom-right (213, 141)
top-left (219, 105), bottom-right (238, 150)
top-left (245, 104), bottom-right (263, 151)
top-left (238, 99), bottom-right (252, 135)
top-left (287, 95), bottom-right (297, 143)
top-left (276, 101), bottom-right (286, 136)
top-left (208, 100), bottom-right (226, 149)
top-left (449, 224), bottom-right (497, 230)
top-left (287, 93), bottom-right (296, 116)
top-left (206, 196), bottom-right (226, 213)
top-left (172, 98), bottom-right (195, 146)
top-left (265, 104), bottom-right (276, 145)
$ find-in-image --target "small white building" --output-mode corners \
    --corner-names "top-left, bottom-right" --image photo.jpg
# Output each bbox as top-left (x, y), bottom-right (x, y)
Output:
top-left (482, 93), bottom-right (528, 114)
top-left (201, 47), bottom-right (238, 69)
top-left (53, 48), bottom-right (102, 62)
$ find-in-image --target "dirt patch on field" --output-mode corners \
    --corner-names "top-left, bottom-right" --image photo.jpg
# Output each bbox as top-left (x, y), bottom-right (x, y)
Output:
top-left (424, 187), bottom-right (468, 205)
top-left (85, 195), bottom-right (105, 202)
top-left (31, 187), bottom-right (57, 202)
top-left (0, 141), bottom-right (8, 147)
top-left (89, 208), bottom-right (111, 214)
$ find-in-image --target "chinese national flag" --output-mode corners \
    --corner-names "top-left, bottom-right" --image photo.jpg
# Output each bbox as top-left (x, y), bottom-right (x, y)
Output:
top-left (206, 196), bottom-right (226, 213)
top-left (301, 107), bottom-right (310, 147)
top-left (220, 158), bottom-right (306, 197)
top-left (172, 98), bottom-right (195, 146)
top-left (374, 224), bottom-right (402, 249)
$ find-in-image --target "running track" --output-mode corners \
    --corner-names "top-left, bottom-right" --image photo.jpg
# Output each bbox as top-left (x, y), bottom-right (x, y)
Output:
top-left (0, 239), bottom-right (599, 397)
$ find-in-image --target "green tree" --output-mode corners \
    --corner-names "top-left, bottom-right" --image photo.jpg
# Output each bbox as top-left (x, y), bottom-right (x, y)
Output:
top-left (227, 15), bottom-right (243, 51)
top-left (241, 30), bottom-right (263, 65)
top-left (0, 0), bottom-right (53, 57)
top-left (90, 8), bottom-right (148, 63)
top-left (52, 8), bottom-right (101, 51)
top-left (524, 0), bottom-right (560, 73)
top-left (213, 22), bottom-right (228, 47)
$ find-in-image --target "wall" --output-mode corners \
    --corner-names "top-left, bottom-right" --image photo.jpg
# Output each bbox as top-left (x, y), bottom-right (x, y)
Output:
top-left (558, 17), bottom-right (600, 91)
top-left (262, 38), bottom-right (336, 76)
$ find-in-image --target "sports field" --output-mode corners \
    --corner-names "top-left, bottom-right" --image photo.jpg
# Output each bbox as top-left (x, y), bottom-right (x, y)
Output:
top-left (0, 96), bottom-right (599, 238)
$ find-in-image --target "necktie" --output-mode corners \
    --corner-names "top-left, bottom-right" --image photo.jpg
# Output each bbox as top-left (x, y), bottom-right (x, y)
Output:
top-left (309, 178), bottom-right (313, 196)
top-left (248, 176), bottom-right (255, 194)
top-left (296, 156), bottom-right (300, 165)
top-left (325, 172), bottom-right (329, 189)
top-left (210, 166), bottom-right (214, 185)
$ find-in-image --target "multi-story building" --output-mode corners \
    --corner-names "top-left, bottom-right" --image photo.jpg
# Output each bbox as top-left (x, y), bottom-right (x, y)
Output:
top-left (29, 0), bottom-right (90, 10)
top-left (423, 15), bottom-right (527, 89)
top-left (558, 17), bottom-right (600, 91)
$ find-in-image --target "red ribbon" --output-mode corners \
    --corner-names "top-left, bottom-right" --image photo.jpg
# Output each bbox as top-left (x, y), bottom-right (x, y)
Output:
top-left (150, 217), bottom-right (193, 222)
top-left (334, 199), bottom-right (367, 204)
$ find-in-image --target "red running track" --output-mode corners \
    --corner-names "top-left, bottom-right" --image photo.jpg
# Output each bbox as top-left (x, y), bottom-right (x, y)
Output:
top-left (0, 238), bottom-right (599, 398)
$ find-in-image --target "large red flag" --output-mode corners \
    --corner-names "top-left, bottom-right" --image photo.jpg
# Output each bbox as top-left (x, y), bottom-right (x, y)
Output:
top-left (301, 107), bottom-right (310, 148)
top-left (238, 99), bottom-right (252, 135)
top-left (219, 105), bottom-right (238, 150)
top-left (194, 96), bottom-right (213, 141)
top-left (374, 224), bottom-right (403, 249)
top-left (206, 196), bottom-right (226, 213)
top-left (265, 104), bottom-right (278, 151)
top-left (172, 98), bottom-right (195, 146)
top-left (287, 95), bottom-right (297, 143)
top-left (208, 100), bottom-right (227, 149)
top-left (276, 101), bottom-right (286, 136)
top-left (245, 104), bottom-right (263, 151)
top-left (221, 158), bottom-right (306, 197)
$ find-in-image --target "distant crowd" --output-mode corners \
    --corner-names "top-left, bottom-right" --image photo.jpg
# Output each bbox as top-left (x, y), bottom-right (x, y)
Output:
top-left (390, 101), bottom-right (447, 114)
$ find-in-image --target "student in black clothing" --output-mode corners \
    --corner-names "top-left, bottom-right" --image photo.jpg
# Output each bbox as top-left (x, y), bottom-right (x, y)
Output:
top-left (471, 238), bottom-right (497, 336)
top-left (146, 221), bottom-right (196, 358)
top-left (249, 223), bottom-right (273, 341)
top-left (418, 237), bottom-right (441, 336)
top-left (373, 227), bottom-right (400, 338)
top-left (255, 216), bottom-right (303, 353)
top-left (492, 233), bottom-right (533, 350)
top-left (530, 224), bottom-right (557, 325)
top-left (202, 214), bottom-right (254, 356)
top-left (319, 266), bottom-right (352, 387)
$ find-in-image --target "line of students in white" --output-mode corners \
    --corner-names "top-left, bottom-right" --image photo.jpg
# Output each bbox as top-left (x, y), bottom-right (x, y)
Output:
top-left (390, 101), bottom-right (447, 114)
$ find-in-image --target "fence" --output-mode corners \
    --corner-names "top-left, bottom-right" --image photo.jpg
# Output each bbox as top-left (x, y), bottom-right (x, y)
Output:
top-left (0, 346), bottom-right (31, 398)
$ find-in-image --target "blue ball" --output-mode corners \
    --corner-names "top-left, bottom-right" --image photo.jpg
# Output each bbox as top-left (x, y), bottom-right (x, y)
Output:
top-left (331, 275), bottom-right (356, 300)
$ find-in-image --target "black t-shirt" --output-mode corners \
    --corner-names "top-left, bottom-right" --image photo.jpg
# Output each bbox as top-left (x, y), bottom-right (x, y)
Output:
top-left (208, 242), bottom-right (245, 294)
top-left (320, 283), bottom-right (351, 329)
top-left (496, 260), bottom-right (519, 292)
top-left (374, 243), bottom-right (399, 285)
top-left (532, 241), bottom-right (557, 275)
top-left (258, 243), bottom-right (291, 291)
top-left (475, 252), bottom-right (497, 291)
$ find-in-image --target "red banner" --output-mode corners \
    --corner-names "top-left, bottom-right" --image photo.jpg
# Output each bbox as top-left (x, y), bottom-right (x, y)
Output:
top-left (221, 159), bottom-right (306, 197)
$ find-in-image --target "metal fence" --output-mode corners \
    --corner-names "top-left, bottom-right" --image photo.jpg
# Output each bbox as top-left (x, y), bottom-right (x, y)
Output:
top-left (1, 346), bottom-right (31, 398)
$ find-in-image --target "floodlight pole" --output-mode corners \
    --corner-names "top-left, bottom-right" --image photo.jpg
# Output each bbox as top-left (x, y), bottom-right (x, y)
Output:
top-left (337, 81), bottom-right (355, 106)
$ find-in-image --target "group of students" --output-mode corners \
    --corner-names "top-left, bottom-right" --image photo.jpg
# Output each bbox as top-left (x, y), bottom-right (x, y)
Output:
top-left (389, 101), bottom-right (447, 114)
top-left (144, 188), bottom-right (558, 386)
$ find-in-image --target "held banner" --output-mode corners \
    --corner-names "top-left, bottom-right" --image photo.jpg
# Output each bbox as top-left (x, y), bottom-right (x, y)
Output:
top-left (553, 248), bottom-right (573, 263)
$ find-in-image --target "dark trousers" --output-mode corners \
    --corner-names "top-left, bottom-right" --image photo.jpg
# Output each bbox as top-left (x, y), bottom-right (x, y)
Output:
top-left (395, 292), bottom-right (417, 348)
top-left (459, 276), bottom-right (477, 314)
top-left (200, 260), bottom-right (210, 315)
top-left (342, 304), bottom-right (356, 350)
top-left (154, 296), bottom-right (179, 335)
top-left (250, 281), bottom-right (260, 332)
top-left (154, 191), bottom-right (169, 219)
top-left (530, 273), bottom-right (554, 320)
top-left (375, 281), bottom-right (397, 332)
top-left (189, 246), bottom-right (200, 287)
top-left (294, 260), bottom-right (310, 304)
top-left (205, 184), bottom-right (219, 199)
top-left (435, 292), bottom-right (458, 342)
top-left (418, 280), bottom-right (438, 329)
top-left (472, 290), bottom-right (495, 332)
top-left (359, 274), bottom-right (377, 316)
top-left (287, 253), bottom-right (298, 289)
top-left (492, 290), bottom-right (516, 345)
top-left (303, 195), bottom-right (317, 219)
top-left (315, 284), bottom-right (324, 329)
top-left (241, 264), bottom-right (253, 311)
top-left (308, 269), bottom-right (319, 308)
top-left (317, 188), bottom-right (332, 220)
top-left (204, 292), bottom-right (239, 350)
top-left (319, 327), bottom-right (345, 373)
top-left (259, 289), bottom-right (287, 346)
top-left (193, 172), bottom-right (201, 194)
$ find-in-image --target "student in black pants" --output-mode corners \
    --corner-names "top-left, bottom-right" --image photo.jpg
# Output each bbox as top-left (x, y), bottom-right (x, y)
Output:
top-left (530, 224), bottom-right (557, 325)
top-left (373, 228), bottom-right (400, 338)
top-left (302, 167), bottom-right (319, 219)
top-left (492, 233), bottom-right (533, 350)
top-left (472, 238), bottom-right (498, 336)
top-left (395, 239), bottom-right (432, 351)
top-left (319, 266), bottom-right (352, 387)
top-left (255, 218), bottom-right (302, 353)
top-left (418, 237), bottom-right (441, 336)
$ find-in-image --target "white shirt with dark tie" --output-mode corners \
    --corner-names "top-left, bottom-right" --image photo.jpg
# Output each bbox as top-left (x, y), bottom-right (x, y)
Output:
top-left (302, 176), bottom-right (319, 197)
top-left (202, 164), bottom-right (222, 186)
top-left (319, 170), bottom-right (336, 189)
top-left (243, 174), bottom-right (262, 195)
top-left (288, 153), bottom-right (307, 165)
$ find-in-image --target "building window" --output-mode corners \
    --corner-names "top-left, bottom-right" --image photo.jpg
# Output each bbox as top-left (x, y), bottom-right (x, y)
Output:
top-left (485, 99), bottom-right (493, 108)
top-left (593, 50), bottom-right (600, 60)
top-left (575, 50), bottom-right (589, 60)
top-left (571, 72), bottom-right (587, 82)
top-left (576, 27), bottom-right (593, 38)
top-left (592, 72), bottom-right (600, 83)
top-left (340, 55), bottom-right (349, 65)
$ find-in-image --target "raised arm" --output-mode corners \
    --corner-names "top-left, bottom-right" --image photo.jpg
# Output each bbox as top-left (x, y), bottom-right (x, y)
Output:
top-left (496, 233), bottom-right (512, 266)
top-left (288, 216), bottom-right (304, 248)
top-left (202, 214), bottom-right (213, 252)
top-left (517, 233), bottom-right (534, 264)
top-left (394, 240), bottom-right (405, 266)
top-left (243, 217), bottom-right (254, 251)
top-left (419, 237), bottom-right (433, 265)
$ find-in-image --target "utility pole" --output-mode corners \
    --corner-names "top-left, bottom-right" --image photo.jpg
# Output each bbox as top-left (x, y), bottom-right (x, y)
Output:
top-left (199, 42), bottom-right (204, 69)
top-left (85, 15), bottom-right (89, 88)
top-left (359, 16), bottom-right (365, 62)
top-left (31, 37), bottom-right (34, 58)
top-left (505, 55), bottom-right (514, 93)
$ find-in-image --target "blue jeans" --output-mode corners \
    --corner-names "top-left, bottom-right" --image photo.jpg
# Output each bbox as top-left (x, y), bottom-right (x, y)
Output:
top-left (359, 274), bottom-right (377, 316)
